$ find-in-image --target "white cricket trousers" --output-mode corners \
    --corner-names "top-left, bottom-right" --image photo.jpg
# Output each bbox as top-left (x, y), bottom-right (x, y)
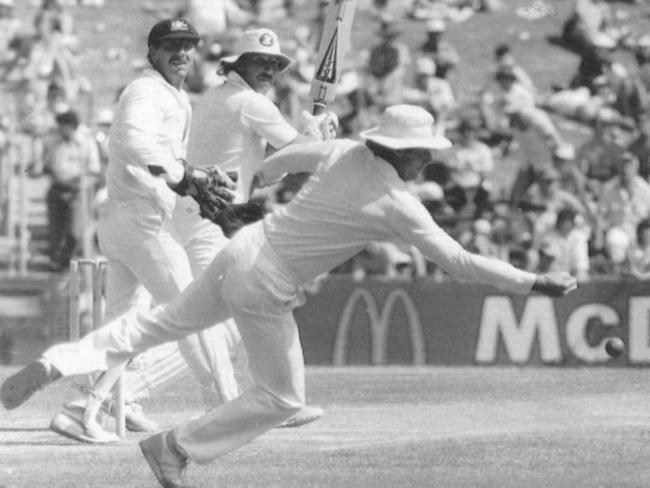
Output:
top-left (44, 222), bottom-right (306, 463)
top-left (96, 200), bottom-right (239, 402)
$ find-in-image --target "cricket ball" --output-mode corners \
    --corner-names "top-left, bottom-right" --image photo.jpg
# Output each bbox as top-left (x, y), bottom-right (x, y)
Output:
top-left (605, 337), bottom-right (625, 358)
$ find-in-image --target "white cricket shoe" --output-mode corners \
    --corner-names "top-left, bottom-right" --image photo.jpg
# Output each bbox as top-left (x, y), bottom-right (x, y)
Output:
top-left (140, 431), bottom-right (191, 488)
top-left (50, 402), bottom-right (121, 444)
top-left (277, 405), bottom-right (324, 428)
top-left (104, 400), bottom-right (160, 432)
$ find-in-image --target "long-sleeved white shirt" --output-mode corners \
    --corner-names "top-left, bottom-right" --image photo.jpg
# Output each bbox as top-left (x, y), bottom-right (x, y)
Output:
top-left (106, 69), bottom-right (191, 217)
top-left (261, 139), bottom-right (536, 293)
top-left (186, 71), bottom-right (298, 202)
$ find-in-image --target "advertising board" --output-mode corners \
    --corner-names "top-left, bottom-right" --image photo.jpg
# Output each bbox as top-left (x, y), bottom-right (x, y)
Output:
top-left (294, 277), bottom-right (650, 366)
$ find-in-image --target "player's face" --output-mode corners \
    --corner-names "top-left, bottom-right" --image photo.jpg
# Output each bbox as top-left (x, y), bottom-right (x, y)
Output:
top-left (150, 39), bottom-right (197, 89)
top-left (398, 148), bottom-right (433, 180)
top-left (238, 54), bottom-right (282, 94)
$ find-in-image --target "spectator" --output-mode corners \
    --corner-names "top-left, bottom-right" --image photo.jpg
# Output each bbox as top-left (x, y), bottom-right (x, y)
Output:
top-left (541, 73), bottom-right (634, 128)
top-left (595, 151), bottom-right (650, 251)
top-left (561, 0), bottom-right (628, 55)
top-left (177, 0), bottom-right (252, 50)
top-left (489, 204), bottom-right (532, 265)
top-left (570, 32), bottom-right (620, 91)
top-left (633, 35), bottom-right (650, 94)
top-left (365, 20), bottom-right (410, 111)
top-left (459, 218), bottom-right (501, 259)
top-left (519, 165), bottom-right (586, 246)
top-left (402, 56), bottom-right (456, 133)
top-left (481, 64), bottom-right (564, 153)
top-left (576, 117), bottom-right (630, 200)
top-left (537, 207), bottom-right (590, 281)
top-left (628, 218), bottom-right (650, 280)
top-left (7, 0), bottom-right (85, 115)
top-left (591, 225), bottom-right (633, 277)
top-left (628, 114), bottom-right (650, 180)
top-left (444, 116), bottom-right (494, 218)
top-left (39, 109), bottom-right (101, 269)
top-left (419, 18), bottom-right (459, 80)
top-left (551, 143), bottom-right (586, 196)
top-left (0, 0), bottom-right (21, 64)
top-left (492, 43), bottom-right (535, 96)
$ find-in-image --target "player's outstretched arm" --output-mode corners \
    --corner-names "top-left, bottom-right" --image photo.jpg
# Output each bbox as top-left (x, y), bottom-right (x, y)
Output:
top-left (531, 272), bottom-right (578, 297)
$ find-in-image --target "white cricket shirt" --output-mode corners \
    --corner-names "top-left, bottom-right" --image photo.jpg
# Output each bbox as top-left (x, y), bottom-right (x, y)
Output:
top-left (261, 139), bottom-right (537, 293)
top-left (106, 69), bottom-right (191, 217)
top-left (187, 71), bottom-right (298, 202)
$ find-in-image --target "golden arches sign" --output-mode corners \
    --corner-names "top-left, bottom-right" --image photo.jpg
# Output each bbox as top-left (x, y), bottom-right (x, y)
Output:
top-left (333, 288), bottom-right (426, 366)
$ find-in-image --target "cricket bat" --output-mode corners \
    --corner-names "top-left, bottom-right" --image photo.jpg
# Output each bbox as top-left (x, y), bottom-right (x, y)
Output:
top-left (310, 0), bottom-right (358, 115)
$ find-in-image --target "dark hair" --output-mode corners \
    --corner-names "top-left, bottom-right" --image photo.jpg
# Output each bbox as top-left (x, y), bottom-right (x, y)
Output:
top-left (458, 116), bottom-right (482, 135)
top-left (55, 110), bottom-right (79, 128)
top-left (216, 58), bottom-right (235, 76)
top-left (218, 53), bottom-right (279, 77)
top-left (555, 207), bottom-right (577, 227)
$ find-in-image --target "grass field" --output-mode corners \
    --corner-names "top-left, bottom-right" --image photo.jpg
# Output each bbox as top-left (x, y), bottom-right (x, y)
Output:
top-left (2, 366), bottom-right (650, 488)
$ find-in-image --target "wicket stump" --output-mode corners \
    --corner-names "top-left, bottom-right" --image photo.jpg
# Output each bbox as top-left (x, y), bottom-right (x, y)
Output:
top-left (68, 258), bottom-right (126, 438)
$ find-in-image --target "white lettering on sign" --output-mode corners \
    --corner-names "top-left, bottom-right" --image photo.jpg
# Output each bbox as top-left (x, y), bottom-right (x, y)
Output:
top-left (333, 288), bottom-right (426, 366)
top-left (630, 297), bottom-right (650, 362)
top-left (475, 296), bottom-right (561, 364)
top-left (565, 304), bottom-right (618, 362)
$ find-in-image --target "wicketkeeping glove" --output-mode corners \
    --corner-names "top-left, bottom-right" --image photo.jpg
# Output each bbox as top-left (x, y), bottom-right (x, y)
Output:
top-left (170, 163), bottom-right (236, 221)
top-left (210, 199), bottom-right (269, 238)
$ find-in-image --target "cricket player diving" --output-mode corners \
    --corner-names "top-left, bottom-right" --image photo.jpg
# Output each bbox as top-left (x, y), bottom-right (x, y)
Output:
top-left (1, 105), bottom-right (577, 488)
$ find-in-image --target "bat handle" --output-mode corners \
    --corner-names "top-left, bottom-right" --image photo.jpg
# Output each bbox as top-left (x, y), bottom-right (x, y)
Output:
top-left (312, 102), bottom-right (327, 116)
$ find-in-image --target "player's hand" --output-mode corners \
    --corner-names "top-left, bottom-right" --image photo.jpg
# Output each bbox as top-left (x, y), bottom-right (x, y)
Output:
top-left (300, 110), bottom-right (338, 141)
top-left (169, 163), bottom-right (237, 220)
top-left (531, 272), bottom-right (578, 297)
top-left (320, 111), bottom-right (339, 140)
top-left (188, 166), bottom-right (237, 195)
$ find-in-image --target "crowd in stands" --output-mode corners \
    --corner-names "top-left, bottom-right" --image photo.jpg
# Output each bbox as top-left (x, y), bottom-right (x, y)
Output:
top-left (1, 0), bottom-right (650, 284)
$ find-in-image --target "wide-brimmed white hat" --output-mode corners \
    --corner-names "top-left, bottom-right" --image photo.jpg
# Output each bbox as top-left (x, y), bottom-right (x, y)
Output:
top-left (220, 28), bottom-right (294, 73)
top-left (360, 105), bottom-right (452, 150)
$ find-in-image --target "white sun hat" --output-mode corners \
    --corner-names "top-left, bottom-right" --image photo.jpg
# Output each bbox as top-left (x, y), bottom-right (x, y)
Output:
top-left (360, 105), bottom-right (452, 150)
top-left (220, 28), bottom-right (294, 73)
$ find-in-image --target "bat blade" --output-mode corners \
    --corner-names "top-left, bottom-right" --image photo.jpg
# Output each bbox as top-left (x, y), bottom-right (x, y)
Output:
top-left (311, 0), bottom-right (357, 114)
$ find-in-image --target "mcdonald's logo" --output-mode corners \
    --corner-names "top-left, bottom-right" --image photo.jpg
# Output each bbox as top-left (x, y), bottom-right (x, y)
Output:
top-left (333, 288), bottom-right (426, 366)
